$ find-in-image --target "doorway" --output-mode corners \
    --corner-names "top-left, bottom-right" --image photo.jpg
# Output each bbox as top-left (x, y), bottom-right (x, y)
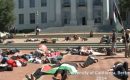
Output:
top-left (82, 17), bottom-right (86, 25)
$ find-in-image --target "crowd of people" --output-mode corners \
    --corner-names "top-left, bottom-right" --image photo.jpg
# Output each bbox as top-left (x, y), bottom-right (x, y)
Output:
top-left (24, 44), bottom-right (130, 80)
top-left (64, 35), bottom-right (88, 41)
top-left (0, 43), bottom-right (129, 80)
top-left (25, 46), bottom-right (99, 80)
top-left (66, 46), bottom-right (93, 55)
top-left (99, 29), bottom-right (130, 57)
top-left (1, 29), bottom-right (130, 80)
top-left (0, 44), bottom-right (64, 72)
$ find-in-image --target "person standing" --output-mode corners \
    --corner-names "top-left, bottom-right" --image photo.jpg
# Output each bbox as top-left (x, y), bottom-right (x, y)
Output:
top-left (122, 29), bottom-right (130, 57)
top-left (90, 30), bottom-right (93, 37)
top-left (35, 26), bottom-right (40, 35)
top-left (126, 29), bottom-right (130, 57)
top-left (111, 29), bottom-right (117, 55)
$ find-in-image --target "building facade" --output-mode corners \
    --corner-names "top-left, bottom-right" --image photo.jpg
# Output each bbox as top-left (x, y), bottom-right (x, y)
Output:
top-left (13, 0), bottom-right (110, 30)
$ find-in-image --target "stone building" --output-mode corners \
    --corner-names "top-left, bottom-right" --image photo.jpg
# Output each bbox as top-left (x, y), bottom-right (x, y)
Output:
top-left (14, 0), bottom-right (111, 31)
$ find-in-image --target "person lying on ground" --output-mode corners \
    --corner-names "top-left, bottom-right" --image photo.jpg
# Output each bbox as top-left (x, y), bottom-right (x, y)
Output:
top-left (108, 61), bottom-right (129, 80)
top-left (0, 54), bottom-right (12, 71)
top-left (80, 46), bottom-right (93, 55)
top-left (42, 50), bottom-right (63, 64)
top-left (79, 52), bottom-right (98, 68)
top-left (25, 38), bottom-right (39, 42)
top-left (42, 55), bottom-right (63, 64)
top-left (67, 46), bottom-right (95, 56)
top-left (73, 34), bottom-right (80, 41)
top-left (25, 62), bottom-right (78, 80)
top-left (81, 37), bottom-right (88, 41)
top-left (52, 69), bottom-right (68, 80)
top-left (0, 55), bottom-right (27, 68)
top-left (1, 48), bottom-right (20, 55)
top-left (15, 49), bottom-right (62, 64)
top-left (66, 46), bottom-right (81, 55)
top-left (0, 64), bottom-right (13, 71)
top-left (64, 36), bottom-right (71, 41)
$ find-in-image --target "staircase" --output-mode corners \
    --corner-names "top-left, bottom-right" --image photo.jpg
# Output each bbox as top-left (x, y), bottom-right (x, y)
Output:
top-left (0, 43), bottom-right (125, 50)
top-left (40, 26), bottom-right (99, 33)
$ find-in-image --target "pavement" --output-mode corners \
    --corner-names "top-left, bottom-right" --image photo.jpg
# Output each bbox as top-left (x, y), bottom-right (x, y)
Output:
top-left (0, 52), bottom-right (130, 80)
top-left (4, 37), bottom-right (101, 43)
top-left (0, 35), bottom-right (128, 80)
top-left (16, 32), bottom-right (113, 35)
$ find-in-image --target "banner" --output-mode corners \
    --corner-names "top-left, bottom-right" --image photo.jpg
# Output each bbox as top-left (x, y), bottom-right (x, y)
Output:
top-left (113, 1), bottom-right (124, 32)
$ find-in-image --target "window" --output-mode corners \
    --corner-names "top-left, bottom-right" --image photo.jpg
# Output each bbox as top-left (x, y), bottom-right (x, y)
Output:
top-left (78, 0), bottom-right (86, 6)
top-left (30, 0), bottom-right (35, 8)
top-left (19, 14), bottom-right (24, 24)
top-left (18, 0), bottom-right (24, 9)
top-left (63, 11), bottom-right (70, 24)
top-left (30, 13), bottom-right (35, 24)
top-left (41, 12), bottom-right (47, 23)
top-left (41, 0), bottom-right (47, 7)
top-left (93, 0), bottom-right (102, 6)
top-left (63, 0), bottom-right (70, 7)
top-left (94, 9), bottom-right (102, 23)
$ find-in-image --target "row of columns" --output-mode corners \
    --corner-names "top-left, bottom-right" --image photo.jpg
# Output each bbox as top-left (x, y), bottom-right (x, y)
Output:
top-left (55, 0), bottom-right (109, 26)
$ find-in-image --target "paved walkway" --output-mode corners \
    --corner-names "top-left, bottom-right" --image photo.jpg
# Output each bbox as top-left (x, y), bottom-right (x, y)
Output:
top-left (4, 37), bottom-right (101, 44)
top-left (16, 32), bottom-right (113, 35)
top-left (1, 53), bottom-right (129, 80)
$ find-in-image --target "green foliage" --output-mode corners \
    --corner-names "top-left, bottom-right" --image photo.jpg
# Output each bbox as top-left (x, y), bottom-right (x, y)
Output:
top-left (0, 0), bottom-right (15, 31)
top-left (119, 0), bottom-right (130, 10)
top-left (18, 29), bottom-right (35, 33)
top-left (118, 0), bottom-right (130, 20)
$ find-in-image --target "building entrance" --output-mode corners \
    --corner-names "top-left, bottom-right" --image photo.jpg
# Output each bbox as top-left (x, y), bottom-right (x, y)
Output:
top-left (82, 17), bottom-right (86, 25)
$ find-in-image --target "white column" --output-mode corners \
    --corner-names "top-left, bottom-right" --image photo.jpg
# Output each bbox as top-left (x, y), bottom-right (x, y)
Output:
top-left (47, 0), bottom-right (55, 27)
top-left (87, 0), bottom-right (94, 26)
top-left (55, 0), bottom-right (62, 26)
top-left (70, 0), bottom-right (77, 25)
top-left (103, 0), bottom-right (109, 25)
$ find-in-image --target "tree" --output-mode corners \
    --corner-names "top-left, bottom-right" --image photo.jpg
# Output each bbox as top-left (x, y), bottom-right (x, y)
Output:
top-left (119, 0), bottom-right (130, 9)
top-left (0, 0), bottom-right (15, 31)
top-left (119, 0), bottom-right (130, 20)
